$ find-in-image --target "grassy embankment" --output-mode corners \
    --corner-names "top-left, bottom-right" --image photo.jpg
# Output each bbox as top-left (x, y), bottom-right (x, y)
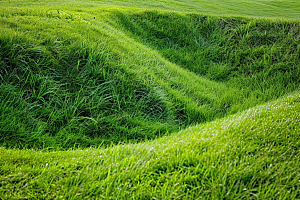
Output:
top-left (0, 0), bottom-right (300, 199)
top-left (1, 93), bottom-right (300, 199)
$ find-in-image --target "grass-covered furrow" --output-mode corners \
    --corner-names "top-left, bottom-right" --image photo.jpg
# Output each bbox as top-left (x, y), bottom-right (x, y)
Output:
top-left (114, 10), bottom-right (300, 111)
top-left (1, 92), bottom-right (299, 199)
top-left (1, 0), bottom-right (300, 199)
top-left (0, 8), bottom-right (237, 149)
top-left (1, 7), bottom-right (300, 149)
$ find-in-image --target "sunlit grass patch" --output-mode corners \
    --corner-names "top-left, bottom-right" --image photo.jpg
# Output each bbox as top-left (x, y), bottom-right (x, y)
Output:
top-left (1, 92), bottom-right (299, 199)
top-left (1, 0), bottom-right (300, 198)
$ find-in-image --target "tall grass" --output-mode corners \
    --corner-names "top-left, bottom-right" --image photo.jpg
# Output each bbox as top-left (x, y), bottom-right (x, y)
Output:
top-left (0, 13), bottom-right (179, 149)
top-left (1, 92), bottom-right (299, 199)
top-left (1, 7), bottom-right (300, 149)
top-left (115, 10), bottom-right (300, 112)
top-left (1, 0), bottom-right (300, 199)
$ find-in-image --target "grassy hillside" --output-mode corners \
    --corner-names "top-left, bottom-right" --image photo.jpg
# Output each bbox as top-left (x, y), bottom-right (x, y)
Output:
top-left (0, 0), bottom-right (300, 199)
top-left (1, 92), bottom-right (300, 199)
top-left (1, 7), bottom-right (299, 149)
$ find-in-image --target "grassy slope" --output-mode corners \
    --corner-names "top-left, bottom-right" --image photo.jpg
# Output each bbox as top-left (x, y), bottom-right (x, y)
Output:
top-left (115, 11), bottom-right (300, 109)
top-left (1, 6), bottom-right (299, 149)
top-left (1, 92), bottom-right (300, 199)
top-left (0, 0), bottom-right (300, 199)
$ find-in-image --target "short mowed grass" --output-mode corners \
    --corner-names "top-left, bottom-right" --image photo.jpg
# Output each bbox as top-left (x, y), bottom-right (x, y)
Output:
top-left (0, 0), bottom-right (300, 199)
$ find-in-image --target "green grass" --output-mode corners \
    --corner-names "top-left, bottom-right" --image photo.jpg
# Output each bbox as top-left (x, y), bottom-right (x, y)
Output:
top-left (0, 7), bottom-right (299, 149)
top-left (1, 0), bottom-right (300, 20)
top-left (1, 92), bottom-right (300, 199)
top-left (0, 0), bottom-right (300, 199)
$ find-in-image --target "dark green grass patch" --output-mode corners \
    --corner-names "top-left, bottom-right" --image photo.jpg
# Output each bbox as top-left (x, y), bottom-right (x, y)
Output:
top-left (115, 10), bottom-right (300, 113)
top-left (0, 15), bottom-right (179, 149)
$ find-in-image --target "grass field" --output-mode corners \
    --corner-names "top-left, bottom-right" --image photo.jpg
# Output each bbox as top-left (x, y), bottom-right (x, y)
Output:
top-left (0, 0), bottom-right (300, 199)
top-left (1, 0), bottom-right (300, 20)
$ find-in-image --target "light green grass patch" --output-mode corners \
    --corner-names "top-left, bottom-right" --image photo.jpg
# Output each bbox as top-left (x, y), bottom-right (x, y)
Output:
top-left (1, 92), bottom-right (300, 199)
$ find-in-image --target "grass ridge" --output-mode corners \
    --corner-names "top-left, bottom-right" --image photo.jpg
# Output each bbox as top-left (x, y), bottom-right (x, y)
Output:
top-left (1, 91), bottom-right (299, 198)
top-left (0, 1), bottom-right (300, 198)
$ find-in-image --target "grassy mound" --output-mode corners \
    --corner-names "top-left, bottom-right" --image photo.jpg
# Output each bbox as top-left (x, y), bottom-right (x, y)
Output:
top-left (0, 9), bottom-right (181, 149)
top-left (1, 0), bottom-right (300, 199)
top-left (1, 92), bottom-right (299, 199)
top-left (1, 7), bottom-right (299, 149)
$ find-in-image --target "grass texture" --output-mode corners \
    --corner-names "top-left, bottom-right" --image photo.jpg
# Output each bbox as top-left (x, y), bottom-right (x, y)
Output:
top-left (1, 92), bottom-right (300, 199)
top-left (0, 0), bottom-right (300, 199)
top-left (1, 7), bottom-right (299, 149)
top-left (1, 0), bottom-right (300, 20)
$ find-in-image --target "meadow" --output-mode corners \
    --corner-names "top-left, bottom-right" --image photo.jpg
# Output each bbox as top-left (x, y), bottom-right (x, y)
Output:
top-left (0, 0), bottom-right (300, 199)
